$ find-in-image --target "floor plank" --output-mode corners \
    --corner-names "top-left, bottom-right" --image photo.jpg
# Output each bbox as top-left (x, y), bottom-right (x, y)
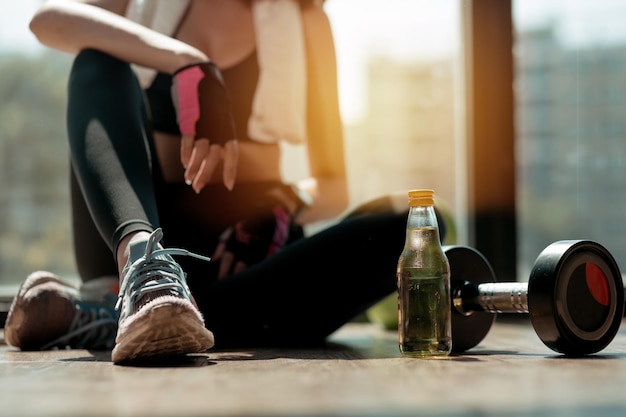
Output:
top-left (2, 318), bottom-right (626, 417)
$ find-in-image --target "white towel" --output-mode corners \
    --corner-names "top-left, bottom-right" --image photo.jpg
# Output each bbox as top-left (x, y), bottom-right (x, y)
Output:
top-left (125, 0), bottom-right (307, 144)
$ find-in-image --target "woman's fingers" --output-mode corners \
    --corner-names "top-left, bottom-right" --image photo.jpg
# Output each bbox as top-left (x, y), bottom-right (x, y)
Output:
top-left (217, 251), bottom-right (235, 279)
top-left (222, 139), bottom-right (238, 190)
top-left (180, 134), bottom-right (195, 168)
top-left (183, 138), bottom-right (238, 193)
top-left (183, 138), bottom-right (209, 189)
top-left (192, 144), bottom-right (222, 193)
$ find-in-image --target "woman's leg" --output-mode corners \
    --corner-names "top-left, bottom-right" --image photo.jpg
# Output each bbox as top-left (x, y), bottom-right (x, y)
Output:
top-left (67, 49), bottom-right (158, 261)
top-left (195, 193), bottom-right (448, 348)
top-left (198, 210), bottom-right (406, 347)
top-left (66, 49), bottom-right (214, 363)
top-left (70, 165), bottom-right (118, 282)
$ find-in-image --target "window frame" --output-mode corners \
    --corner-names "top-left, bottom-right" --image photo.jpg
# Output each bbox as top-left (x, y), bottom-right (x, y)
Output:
top-left (463, 0), bottom-right (517, 281)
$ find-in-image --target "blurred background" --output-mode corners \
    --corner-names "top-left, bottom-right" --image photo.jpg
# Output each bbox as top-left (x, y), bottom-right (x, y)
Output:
top-left (2, 0), bottom-right (626, 294)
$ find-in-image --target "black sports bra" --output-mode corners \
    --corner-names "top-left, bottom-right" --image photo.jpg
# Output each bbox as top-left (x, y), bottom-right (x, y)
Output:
top-left (144, 51), bottom-right (260, 141)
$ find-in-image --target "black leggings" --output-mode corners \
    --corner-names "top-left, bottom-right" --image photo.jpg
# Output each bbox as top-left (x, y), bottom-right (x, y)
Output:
top-left (67, 49), bottom-right (406, 347)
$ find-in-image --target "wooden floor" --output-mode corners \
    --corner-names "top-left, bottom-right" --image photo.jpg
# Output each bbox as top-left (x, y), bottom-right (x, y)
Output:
top-left (2, 317), bottom-right (626, 417)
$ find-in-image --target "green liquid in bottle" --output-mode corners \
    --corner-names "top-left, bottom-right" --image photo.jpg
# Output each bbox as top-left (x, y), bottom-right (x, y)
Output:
top-left (397, 228), bottom-right (451, 357)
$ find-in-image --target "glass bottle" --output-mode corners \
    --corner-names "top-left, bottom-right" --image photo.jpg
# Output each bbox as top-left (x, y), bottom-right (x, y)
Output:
top-left (397, 189), bottom-right (452, 357)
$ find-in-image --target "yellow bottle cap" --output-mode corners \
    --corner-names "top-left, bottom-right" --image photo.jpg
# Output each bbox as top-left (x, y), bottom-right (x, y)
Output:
top-left (408, 189), bottom-right (435, 207)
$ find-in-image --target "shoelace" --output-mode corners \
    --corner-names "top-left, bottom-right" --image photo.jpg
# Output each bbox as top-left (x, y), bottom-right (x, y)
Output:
top-left (41, 297), bottom-right (119, 351)
top-left (115, 228), bottom-right (211, 318)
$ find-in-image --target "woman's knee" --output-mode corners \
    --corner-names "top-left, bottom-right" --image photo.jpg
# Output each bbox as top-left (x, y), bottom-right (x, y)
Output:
top-left (69, 49), bottom-right (136, 90)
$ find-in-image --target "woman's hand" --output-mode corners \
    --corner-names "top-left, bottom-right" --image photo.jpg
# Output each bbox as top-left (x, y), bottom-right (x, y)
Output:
top-left (211, 192), bottom-right (294, 279)
top-left (172, 62), bottom-right (238, 192)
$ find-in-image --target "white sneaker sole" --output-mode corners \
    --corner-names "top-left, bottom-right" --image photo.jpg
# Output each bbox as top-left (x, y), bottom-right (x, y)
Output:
top-left (111, 297), bottom-right (215, 364)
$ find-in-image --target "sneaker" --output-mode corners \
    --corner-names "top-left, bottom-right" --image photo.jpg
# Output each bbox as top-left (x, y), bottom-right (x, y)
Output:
top-left (111, 228), bottom-right (215, 364)
top-left (4, 271), bottom-right (118, 351)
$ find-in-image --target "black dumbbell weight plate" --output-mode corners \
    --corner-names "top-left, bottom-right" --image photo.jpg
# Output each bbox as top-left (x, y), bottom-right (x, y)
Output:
top-left (444, 245), bottom-right (497, 353)
top-left (528, 240), bottom-right (624, 355)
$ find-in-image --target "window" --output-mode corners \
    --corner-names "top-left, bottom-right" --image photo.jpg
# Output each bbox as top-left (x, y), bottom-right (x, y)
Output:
top-left (513, 0), bottom-right (626, 279)
top-left (325, 0), bottom-right (463, 232)
top-left (1, 2), bottom-right (75, 296)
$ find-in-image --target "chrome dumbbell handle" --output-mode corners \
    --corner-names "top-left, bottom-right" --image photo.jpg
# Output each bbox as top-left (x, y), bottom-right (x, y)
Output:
top-left (453, 281), bottom-right (529, 315)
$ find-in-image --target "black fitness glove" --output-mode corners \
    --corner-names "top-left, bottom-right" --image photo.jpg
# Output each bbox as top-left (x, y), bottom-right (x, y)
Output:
top-left (171, 62), bottom-right (238, 191)
top-left (212, 189), bottom-right (297, 279)
top-left (171, 61), bottom-right (236, 146)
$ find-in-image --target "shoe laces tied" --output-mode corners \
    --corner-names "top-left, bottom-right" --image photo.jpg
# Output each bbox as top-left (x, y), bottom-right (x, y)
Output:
top-left (41, 297), bottom-right (119, 351)
top-left (115, 228), bottom-right (211, 317)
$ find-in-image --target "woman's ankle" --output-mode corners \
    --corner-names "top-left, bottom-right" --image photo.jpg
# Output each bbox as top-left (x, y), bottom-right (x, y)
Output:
top-left (116, 231), bottom-right (153, 278)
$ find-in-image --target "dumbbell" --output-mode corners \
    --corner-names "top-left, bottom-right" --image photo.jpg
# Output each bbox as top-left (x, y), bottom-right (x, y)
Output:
top-left (446, 240), bottom-right (624, 355)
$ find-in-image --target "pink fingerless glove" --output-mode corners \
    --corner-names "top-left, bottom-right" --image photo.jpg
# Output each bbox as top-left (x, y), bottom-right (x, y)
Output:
top-left (171, 62), bottom-right (237, 146)
top-left (218, 196), bottom-right (293, 271)
top-left (173, 64), bottom-right (203, 135)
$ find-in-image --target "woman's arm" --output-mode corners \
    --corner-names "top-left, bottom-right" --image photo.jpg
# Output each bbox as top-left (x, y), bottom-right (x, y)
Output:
top-left (30, 0), bottom-right (237, 191)
top-left (295, 3), bottom-right (349, 225)
top-left (29, 0), bottom-right (207, 74)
